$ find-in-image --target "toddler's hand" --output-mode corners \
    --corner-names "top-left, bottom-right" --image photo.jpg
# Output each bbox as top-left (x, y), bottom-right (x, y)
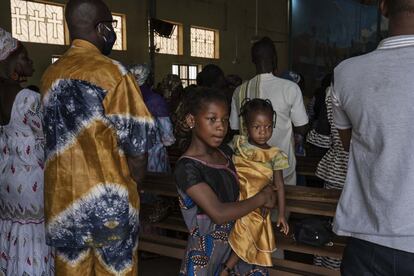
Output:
top-left (277, 216), bottom-right (289, 235)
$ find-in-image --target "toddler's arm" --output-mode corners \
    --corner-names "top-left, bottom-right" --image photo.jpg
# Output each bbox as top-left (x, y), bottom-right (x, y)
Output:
top-left (274, 170), bottom-right (289, 235)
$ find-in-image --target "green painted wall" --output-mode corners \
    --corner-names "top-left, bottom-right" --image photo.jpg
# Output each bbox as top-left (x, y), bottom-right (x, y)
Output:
top-left (0, 0), bottom-right (288, 86)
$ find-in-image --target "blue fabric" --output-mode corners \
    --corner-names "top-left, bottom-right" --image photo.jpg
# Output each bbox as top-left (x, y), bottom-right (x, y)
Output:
top-left (43, 79), bottom-right (106, 160)
top-left (140, 84), bottom-right (175, 172)
top-left (147, 117), bottom-right (175, 172)
top-left (43, 79), bottom-right (154, 158)
top-left (56, 234), bottom-right (137, 273)
top-left (106, 114), bottom-right (155, 156)
top-left (46, 184), bottom-right (138, 248)
top-left (140, 84), bottom-right (170, 117)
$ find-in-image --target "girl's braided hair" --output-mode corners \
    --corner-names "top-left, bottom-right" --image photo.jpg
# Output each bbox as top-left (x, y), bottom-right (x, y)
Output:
top-left (239, 98), bottom-right (276, 127)
top-left (174, 86), bottom-right (228, 151)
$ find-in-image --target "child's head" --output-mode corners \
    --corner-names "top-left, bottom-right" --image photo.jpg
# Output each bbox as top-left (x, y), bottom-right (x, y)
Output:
top-left (240, 98), bottom-right (276, 147)
top-left (182, 87), bottom-right (229, 148)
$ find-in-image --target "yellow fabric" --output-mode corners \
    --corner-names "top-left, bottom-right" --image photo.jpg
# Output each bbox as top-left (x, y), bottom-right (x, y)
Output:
top-left (229, 135), bottom-right (288, 267)
top-left (40, 39), bottom-right (154, 252)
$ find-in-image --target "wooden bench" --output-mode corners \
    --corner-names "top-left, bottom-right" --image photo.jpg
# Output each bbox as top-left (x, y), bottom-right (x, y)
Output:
top-left (139, 234), bottom-right (342, 276)
top-left (139, 173), bottom-right (343, 276)
top-left (167, 148), bottom-right (321, 177)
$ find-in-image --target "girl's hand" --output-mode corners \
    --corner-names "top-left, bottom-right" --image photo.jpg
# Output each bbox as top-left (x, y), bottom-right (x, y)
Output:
top-left (277, 215), bottom-right (289, 235)
top-left (220, 270), bottom-right (229, 276)
top-left (261, 207), bottom-right (269, 218)
top-left (258, 185), bottom-right (276, 209)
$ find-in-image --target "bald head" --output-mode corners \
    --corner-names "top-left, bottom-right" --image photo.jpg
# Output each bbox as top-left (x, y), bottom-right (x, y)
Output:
top-left (251, 36), bottom-right (278, 74)
top-left (381, 0), bottom-right (414, 36)
top-left (385, 0), bottom-right (414, 16)
top-left (66, 0), bottom-right (112, 40)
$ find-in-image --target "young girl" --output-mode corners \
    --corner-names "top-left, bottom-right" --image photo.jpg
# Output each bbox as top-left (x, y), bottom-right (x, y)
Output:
top-left (174, 87), bottom-right (275, 276)
top-left (223, 98), bottom-right (290, 274)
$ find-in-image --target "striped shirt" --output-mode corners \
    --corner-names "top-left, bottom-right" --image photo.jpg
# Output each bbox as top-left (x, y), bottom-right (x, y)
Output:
top-left (314, 87), bottom-right (349, 190)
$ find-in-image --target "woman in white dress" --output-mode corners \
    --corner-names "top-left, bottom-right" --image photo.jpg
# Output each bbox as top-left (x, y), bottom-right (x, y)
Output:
top-left (0, 28), bottom-right (54, 276)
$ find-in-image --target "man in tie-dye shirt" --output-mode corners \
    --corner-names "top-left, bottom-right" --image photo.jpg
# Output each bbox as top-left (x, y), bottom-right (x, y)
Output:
top-left (40, 0), bottom-right (154, 275)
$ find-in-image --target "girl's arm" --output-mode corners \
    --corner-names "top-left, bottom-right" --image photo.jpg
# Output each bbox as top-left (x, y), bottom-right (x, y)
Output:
top-left (186, 183), bottom-right (276, 225)
top-left (274, 170), bottom-right (289, 234)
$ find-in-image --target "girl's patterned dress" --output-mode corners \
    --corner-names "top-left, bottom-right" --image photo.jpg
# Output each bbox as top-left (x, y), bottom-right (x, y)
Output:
top-left (174, 148), bottom-right (268, 276)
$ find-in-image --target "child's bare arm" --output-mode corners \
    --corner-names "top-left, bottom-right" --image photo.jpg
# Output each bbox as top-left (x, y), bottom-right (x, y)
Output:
top-left (273, 170), bottom-right (289, 234)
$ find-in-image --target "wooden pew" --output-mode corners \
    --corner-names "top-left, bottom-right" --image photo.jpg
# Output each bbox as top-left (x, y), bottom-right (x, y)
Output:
top-left (139, 173), bottom-right (343, 276)
top-left (168, 147), bottom-right (321, 177)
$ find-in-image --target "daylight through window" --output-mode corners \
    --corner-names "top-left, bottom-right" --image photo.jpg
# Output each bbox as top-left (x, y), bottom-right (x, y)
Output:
top-left (10, 0), bottom-right (65, 45)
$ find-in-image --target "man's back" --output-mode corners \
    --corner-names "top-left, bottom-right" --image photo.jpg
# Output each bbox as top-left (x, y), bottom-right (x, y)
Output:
top-left (41, 39), bottom-right (154, 249)
top-left (333, 35), bottom-right (414, 253)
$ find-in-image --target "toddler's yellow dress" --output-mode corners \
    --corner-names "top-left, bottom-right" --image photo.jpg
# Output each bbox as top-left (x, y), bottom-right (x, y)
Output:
top-left (229, 135), bottom-right (289, 267)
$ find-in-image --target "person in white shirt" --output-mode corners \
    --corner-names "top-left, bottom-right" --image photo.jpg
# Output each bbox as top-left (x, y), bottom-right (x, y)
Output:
top-left (230, 37), bottom-right (308, 186)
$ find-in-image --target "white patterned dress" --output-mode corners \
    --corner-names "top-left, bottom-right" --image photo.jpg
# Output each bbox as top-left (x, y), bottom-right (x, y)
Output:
top-left (0, 89), bottom-right (54, 276)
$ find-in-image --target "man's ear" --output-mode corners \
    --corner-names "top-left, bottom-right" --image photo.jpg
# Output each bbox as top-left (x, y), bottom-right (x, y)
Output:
top-left (380, 0), bottom-right (389, 18)
top-left (185, 114), bottom-right (195, 129)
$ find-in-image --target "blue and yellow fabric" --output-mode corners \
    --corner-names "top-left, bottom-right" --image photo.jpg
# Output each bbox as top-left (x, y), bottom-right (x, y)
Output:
top-left (41, 39), bottom-right (155, 275)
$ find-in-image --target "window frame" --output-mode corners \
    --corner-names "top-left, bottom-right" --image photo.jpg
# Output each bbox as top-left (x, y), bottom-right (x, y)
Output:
top-left (172, 64), bottom-right (202, 87)
top-left (10, 0), bottom-right (68, 45)
top-left (111, 12), bottom-right (127, 51)
top-left (190, 26), bottom-right (220, 59)
top-left (150, 20), bottom-right (183, 56)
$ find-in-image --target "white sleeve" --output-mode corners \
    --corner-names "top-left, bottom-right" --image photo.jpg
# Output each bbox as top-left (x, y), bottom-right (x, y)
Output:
top-left (289, 84), bottom-right (309, 127)
top-left (332, 87), bottom-right (352, 129)
top-left (230, 89), bottom-right (240, 130)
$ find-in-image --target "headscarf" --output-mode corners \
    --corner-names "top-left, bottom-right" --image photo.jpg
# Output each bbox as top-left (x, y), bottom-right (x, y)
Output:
top-left (0, 28), bottom-right (19, 62)
top-left (129, 64), bottom-right (150, 86)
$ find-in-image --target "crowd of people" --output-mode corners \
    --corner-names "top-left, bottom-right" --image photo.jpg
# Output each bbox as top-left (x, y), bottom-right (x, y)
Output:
top-left (1, 0), bottom-right (414, 275)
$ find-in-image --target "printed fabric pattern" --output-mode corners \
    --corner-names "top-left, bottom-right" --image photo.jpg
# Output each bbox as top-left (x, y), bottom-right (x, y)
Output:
top-left (41, 39), bottom-right (154, 274)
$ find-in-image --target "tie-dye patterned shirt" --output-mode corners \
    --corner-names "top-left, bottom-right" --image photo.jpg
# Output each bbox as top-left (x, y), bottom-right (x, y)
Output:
top-left (41, 39), bottom-right (154, 248)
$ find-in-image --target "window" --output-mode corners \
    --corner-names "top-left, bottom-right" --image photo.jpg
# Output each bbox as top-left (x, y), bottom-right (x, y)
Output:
top-left (190, 27), bottom-right (219, 59)
top-left (149, 21), bottom-right (182, 55)
top-left (172, 64), bottom-right (202, 87)
top-left (112, 13), bottom-right (126, 51)
top-left (10, 0), bottom-right (65, 45)
top-left (51, 55), bottom-right (60, 64)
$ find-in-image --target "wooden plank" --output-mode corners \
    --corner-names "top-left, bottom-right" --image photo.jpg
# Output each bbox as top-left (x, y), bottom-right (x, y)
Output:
top-left (146, 217), bottom-right (344, 259)
top-left (140, 234), bottom-right (188, 247)
top-left (271, 259), bottom-right (340, 276)
top-left (167, 150), bottom-right (320, 177)
top-left (286, 200), bottom-right (336, 217)
top-left (139, 241), bottom-right (185, 259)
top-left (139, 233), bottom-right (342, 276)
top-left (141, 187), bottom-right (340, 217)
top-left (269, 269), bottom-right (302, 276)
top-left (142, 173), bottom-right (340, 216)
top-left (285, 186), bottom-right (341, 204)
top-left (277, 237), bottom-right (343, 259)
top-left (151, 216), bottom-right (188, 233)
